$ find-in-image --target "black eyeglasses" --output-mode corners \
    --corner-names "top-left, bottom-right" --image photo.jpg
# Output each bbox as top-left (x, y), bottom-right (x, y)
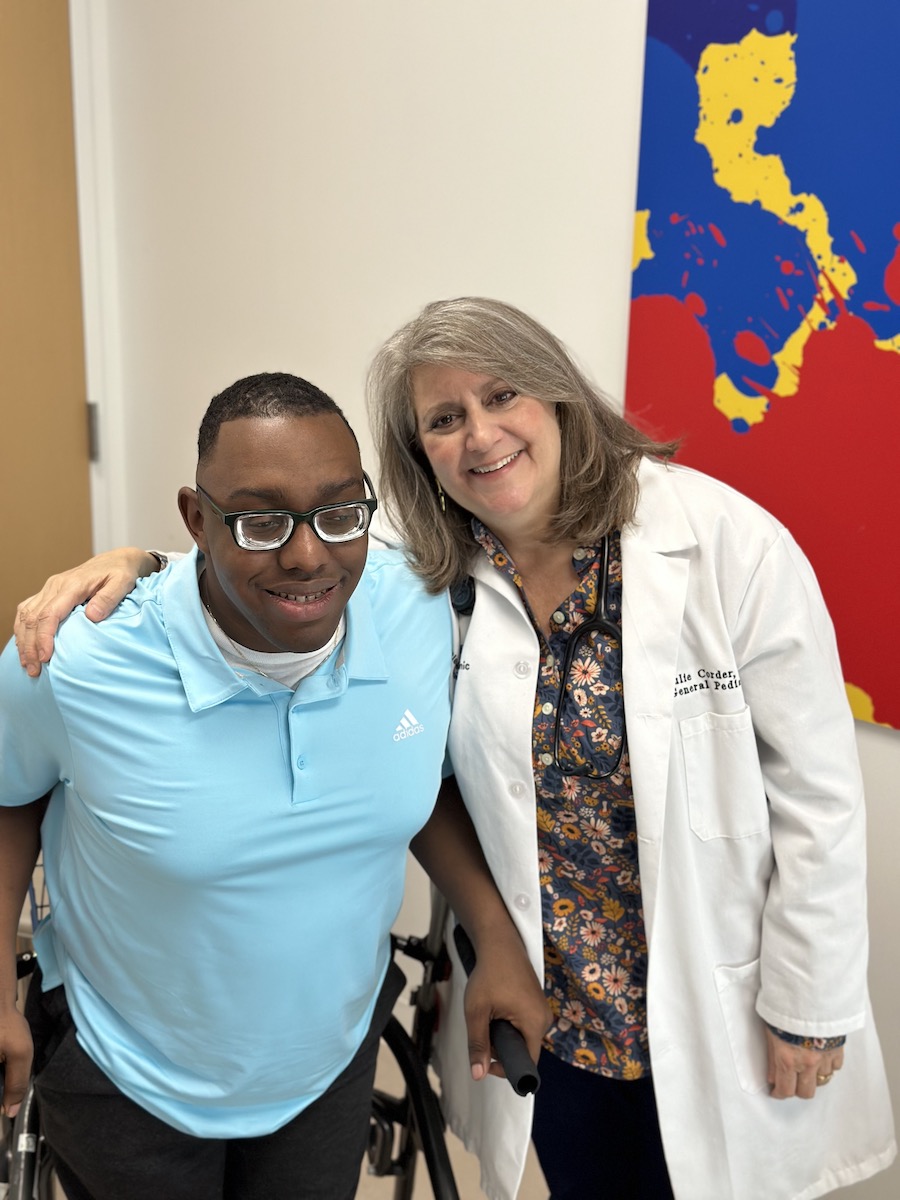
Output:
top-left (196, 475), bottom-right (378, 550)
top-left (552, 536), bottom-right (627, 779)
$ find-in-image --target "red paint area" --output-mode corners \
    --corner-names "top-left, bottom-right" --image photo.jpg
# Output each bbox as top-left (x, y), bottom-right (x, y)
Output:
top-left (684, 292), bottom-right (707, 317)
top-left (625, 295), bottom-right (900, 726)
top-left (883, 227), bottom-right (900, 305)
top-left (709, 222), bottom-right (727, 247)
top-left (734, 330), bottom-right (772, 365)
top-left (850, 230), bottom-right (867, 254)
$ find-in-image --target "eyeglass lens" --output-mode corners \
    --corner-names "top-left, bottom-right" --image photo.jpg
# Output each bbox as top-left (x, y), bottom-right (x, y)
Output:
top-left (234, 504), bottom-right (370, 549)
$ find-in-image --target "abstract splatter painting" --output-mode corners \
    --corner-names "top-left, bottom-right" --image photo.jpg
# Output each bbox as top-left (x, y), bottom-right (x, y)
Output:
top-left (626, 0), bottom-right (900, 727)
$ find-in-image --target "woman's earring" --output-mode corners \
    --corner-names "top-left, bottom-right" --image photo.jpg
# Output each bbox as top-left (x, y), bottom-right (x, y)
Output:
top-left (435, 478), bottom-right (447, 514)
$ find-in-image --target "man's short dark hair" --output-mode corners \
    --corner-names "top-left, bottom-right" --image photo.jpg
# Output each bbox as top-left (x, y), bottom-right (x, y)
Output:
top-left (198, 373), bottom-right (357, 462)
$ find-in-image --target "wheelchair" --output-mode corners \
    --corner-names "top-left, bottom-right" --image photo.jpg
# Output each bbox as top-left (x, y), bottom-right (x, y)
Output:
top-left (2, 933), bottom-right (453, 1200)
top-left (2, 869), bottom-right (56, 1200)
top-left (2, 884), bottom-right (536, 1200)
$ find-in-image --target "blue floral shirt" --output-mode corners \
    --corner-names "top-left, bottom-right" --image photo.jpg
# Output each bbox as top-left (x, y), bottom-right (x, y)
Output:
top-left (475, 525), bottom-right (649, 1079)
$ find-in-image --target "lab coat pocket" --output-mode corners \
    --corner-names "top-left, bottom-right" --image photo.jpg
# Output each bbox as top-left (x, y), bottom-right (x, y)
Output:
top-left (715, 959), bottom-right (768, 1094)
top-left (680, 707), bottom-right (768, 840)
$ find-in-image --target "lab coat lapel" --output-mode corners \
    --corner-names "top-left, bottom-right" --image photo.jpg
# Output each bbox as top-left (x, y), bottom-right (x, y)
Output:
top-left (621, 463), bottom-right (695, 926)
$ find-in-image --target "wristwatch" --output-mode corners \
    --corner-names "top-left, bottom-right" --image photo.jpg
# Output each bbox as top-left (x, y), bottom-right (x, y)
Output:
top-left (148, 550), bottom-right (169, 573)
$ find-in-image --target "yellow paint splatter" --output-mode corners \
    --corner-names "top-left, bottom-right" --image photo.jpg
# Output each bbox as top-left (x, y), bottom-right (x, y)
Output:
top-left (712, 373), bottom-right (768, 426)
top-left (696, 29), bottom-right (856, 421)
top-left (845, 683), bottom-right (891, 726)
top-left (633, 210), bottom-right (654, 271)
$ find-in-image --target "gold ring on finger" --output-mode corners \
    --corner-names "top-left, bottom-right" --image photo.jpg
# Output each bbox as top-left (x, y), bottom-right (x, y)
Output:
top-left (816, 1072), bottom-right (833, 1085)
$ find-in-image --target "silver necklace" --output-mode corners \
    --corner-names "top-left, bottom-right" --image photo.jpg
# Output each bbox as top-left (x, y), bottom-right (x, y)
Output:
top-left (199, 574), bottom-right (342, 683)
top-left (200, 576), bottom-right (282, 681)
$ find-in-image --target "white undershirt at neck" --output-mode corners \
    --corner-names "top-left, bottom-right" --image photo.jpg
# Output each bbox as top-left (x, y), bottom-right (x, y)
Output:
top-left (199, 571), bottom-right (345, 688)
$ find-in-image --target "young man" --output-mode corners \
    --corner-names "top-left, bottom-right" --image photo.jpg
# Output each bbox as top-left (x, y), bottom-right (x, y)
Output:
top-left (0, 373), bottom-right (547, 1200)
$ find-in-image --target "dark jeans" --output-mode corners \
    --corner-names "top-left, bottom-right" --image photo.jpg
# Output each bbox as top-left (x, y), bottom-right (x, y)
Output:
top-left (531, 1047), bottom-right (675, 1200)
top-left (27, 963), bottom-right (404, 1200)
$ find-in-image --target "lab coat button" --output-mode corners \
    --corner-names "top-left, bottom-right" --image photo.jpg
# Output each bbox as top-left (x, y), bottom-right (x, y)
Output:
top-left (509, 781), bottom-right (526, 798)
top-left (514, 894), bottom-right (530, 910)
top-left (514, 660), bottom-right (531, 678)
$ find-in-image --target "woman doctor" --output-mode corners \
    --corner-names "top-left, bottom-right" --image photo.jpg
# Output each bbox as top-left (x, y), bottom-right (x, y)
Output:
top-left (366, 297), bottom-right (894, 1200)
top-left (14, 298), bottom-right (896, 1200)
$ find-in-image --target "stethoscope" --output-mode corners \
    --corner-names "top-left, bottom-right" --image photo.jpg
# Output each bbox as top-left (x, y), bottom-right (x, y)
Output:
top-left (552, 534), bottom-right (627, 779)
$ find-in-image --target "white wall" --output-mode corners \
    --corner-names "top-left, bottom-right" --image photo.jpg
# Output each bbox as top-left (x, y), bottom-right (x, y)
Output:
top-left (71, 0), bottom-right (645, 554)
top-left (69, 1), bottom-right (898, 1194)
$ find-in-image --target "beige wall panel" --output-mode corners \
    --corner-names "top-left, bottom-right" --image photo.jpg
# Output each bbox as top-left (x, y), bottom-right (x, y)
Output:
top-left (0, 0), bottom-right (92, 638)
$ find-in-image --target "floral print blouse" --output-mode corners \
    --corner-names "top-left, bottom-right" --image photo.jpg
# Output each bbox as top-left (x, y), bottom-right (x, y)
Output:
top-left (475, 524), bottom-right (649, 1079)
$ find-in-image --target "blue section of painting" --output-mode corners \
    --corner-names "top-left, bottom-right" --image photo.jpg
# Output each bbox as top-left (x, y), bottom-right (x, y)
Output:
top-left (633, 37), bottom-right (812, 398)
top-left (756, 5), bottom-right (900, 339)
top-left (647, 2), bottom-right (797, 69)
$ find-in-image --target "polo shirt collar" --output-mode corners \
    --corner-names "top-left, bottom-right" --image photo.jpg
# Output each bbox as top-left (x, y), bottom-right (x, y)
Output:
top-left (340, 562), bottom-right (388, 682)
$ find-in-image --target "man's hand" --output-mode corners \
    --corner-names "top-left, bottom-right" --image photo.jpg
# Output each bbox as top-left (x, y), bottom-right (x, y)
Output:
top-left (462, 925), bottom-right (550, 1084)
top-left (766, 1026), bottom-right (845, 1100)
top-left (409, 775), bottom-right (551, 1085)
top-left (0, 1006), bottom-right (34, 1119)
top-left (14, 548), bottom-right (159, 676)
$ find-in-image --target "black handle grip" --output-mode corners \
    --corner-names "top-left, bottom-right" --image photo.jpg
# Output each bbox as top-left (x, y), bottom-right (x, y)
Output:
top-left (452, 925), bottom-right (540, 1096)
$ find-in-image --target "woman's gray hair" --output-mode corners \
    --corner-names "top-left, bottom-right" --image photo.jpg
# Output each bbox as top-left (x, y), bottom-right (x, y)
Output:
top-left (366, 296), bottom-right (677, 593)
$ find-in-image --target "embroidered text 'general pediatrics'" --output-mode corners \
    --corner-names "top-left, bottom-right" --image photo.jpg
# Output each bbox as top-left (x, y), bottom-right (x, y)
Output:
top-left (674, 668), bottom-right (741, 697)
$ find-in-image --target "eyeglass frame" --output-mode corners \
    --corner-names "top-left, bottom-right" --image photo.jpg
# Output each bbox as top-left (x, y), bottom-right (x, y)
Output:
top-left (195, 474), bottom-right (378, 550)
top-left (552, 535), bottom-right (627, 779)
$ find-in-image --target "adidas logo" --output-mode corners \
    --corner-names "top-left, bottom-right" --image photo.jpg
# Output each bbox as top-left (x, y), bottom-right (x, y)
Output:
top-left (393, 708), bottom-right (425, 742)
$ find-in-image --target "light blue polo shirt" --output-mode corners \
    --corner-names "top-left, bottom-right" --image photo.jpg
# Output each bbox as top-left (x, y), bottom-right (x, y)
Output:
top-left (0, 547), bottom-right (452, 1136)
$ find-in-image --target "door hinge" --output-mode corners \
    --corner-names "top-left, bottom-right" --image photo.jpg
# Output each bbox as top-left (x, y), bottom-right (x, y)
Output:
top-left (87, 401), bottom-right (100, 463)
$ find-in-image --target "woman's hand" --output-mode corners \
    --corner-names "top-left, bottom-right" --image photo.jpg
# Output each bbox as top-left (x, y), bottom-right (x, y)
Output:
top-left (14, 548), bottom-right (160, 676)
top-left (766, 1026), bottom-right (845, 1100)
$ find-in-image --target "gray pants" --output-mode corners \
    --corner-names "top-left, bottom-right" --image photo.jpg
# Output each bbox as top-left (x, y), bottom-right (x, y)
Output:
top-left (28, 963), bottom-right (404, 1200)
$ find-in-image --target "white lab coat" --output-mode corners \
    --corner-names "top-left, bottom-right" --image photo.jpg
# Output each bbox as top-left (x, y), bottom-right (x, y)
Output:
top-left (433, 459), bottom-right (896, 1200)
